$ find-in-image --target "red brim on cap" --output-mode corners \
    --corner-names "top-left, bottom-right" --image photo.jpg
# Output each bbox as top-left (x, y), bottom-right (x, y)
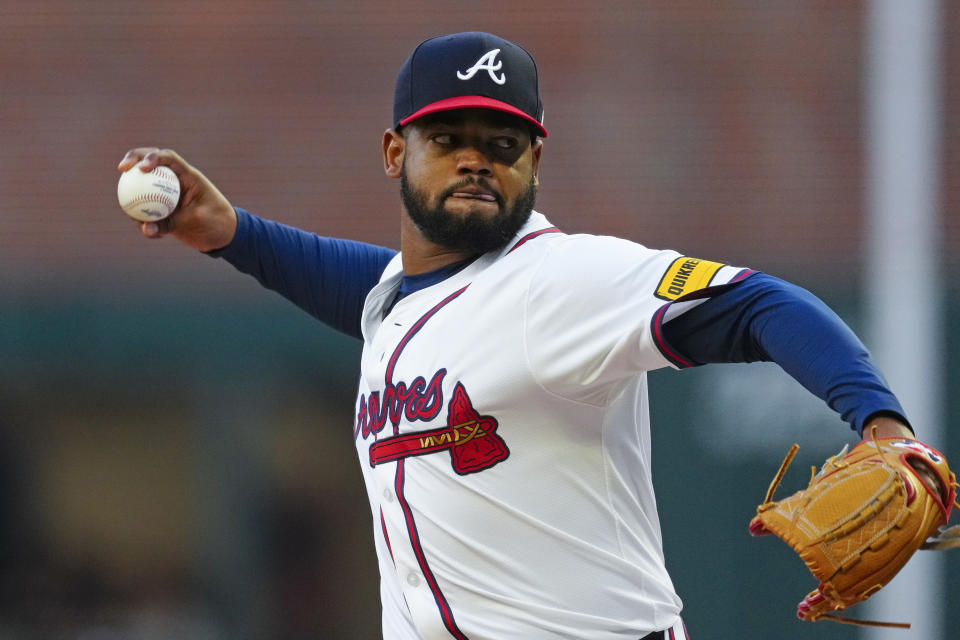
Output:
top-left (398, 95), bottom-right (548, 138)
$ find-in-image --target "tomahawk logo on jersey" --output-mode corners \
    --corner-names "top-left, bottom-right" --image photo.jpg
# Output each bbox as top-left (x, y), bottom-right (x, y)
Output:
top-left (366, 380), bottom-right (509, 475)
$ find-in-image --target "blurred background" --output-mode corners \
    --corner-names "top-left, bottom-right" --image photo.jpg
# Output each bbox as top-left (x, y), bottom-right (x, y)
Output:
top-left (1, 1), bottom-right (958, 638)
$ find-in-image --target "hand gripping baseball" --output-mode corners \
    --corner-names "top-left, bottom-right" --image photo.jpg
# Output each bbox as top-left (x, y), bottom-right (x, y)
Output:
top-left (117, 148), bottom-right (237, 253)
top-left (749, 429), bottom-right (960, 628)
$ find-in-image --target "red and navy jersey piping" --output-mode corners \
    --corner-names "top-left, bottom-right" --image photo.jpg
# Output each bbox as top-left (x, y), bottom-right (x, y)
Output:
top-left (507, 226), bottom-right (563, 253)
top-left (380, 285), bottom-right (472, 638)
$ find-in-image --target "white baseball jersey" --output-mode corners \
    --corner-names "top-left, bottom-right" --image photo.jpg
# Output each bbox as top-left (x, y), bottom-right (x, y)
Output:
top-left (352, 211), bottom-right (749, 639)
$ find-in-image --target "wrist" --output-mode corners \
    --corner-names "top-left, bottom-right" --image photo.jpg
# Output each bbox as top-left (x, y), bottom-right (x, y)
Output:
top-left (864, 415), bottom-right (913, 440)
top-left (196, 205), bottom-right (239, 253)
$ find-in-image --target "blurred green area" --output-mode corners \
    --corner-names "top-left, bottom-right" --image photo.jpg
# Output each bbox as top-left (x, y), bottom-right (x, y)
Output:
top-left (1, 289), bottom-right (957, 638)
top-left (0, 294), bottom-right (376, 638)
top-left (650, 288), bottom-right (960, 639)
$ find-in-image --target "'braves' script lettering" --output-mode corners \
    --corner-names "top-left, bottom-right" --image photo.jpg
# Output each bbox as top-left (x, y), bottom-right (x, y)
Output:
top-left (355, 369), bottom-right (447, 440)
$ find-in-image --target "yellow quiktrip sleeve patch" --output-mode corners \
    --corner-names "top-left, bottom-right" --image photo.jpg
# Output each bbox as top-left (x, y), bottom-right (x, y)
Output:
top-left (655, 257), bottom-right (725, 300)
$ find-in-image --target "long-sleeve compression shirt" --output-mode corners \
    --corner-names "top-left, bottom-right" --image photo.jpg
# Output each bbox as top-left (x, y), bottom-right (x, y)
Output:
top-left (209, 209), bottom-right (906, 435)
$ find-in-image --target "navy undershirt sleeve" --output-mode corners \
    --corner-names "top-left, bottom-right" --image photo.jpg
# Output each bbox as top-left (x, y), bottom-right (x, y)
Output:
top-left (207, 208), bottom-right (397, 339)
top-left (660, 273), bottom-right (907, 435)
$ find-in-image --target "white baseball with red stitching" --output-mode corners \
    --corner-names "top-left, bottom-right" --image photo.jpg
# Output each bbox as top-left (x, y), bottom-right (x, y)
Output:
top-left (117, 165), bottom-right (180, 222)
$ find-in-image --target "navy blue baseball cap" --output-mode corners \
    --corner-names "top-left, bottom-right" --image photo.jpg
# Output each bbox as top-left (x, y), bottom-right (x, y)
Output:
top-left (393, 32), bottom-right (548, 138)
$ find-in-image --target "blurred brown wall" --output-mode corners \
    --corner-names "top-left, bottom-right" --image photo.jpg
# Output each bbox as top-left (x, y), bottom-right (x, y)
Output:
top-left (2, 0), bottom-right (957, 294)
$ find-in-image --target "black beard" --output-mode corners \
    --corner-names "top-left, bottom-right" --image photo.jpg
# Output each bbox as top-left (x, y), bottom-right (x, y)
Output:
top-left (401, 169), bottom-right (537, 255)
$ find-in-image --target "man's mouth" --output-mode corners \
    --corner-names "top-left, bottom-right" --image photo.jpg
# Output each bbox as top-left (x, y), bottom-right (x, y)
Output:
top-left (450, 191), bottom-right (497, 201)
top-left (445, 181), bottom-right (501, 204)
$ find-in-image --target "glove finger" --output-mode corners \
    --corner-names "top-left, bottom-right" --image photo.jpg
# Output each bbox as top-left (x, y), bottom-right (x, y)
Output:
top-left (748, 516), bottom-right (772, 536)
top-left (796, 586), bottom-right (828, 621)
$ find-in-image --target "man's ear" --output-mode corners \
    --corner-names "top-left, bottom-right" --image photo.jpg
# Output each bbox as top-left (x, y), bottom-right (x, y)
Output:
top-left (383, 129), bottom-right (404, 178)
top-left (531, 138), bottom-right (543, 186)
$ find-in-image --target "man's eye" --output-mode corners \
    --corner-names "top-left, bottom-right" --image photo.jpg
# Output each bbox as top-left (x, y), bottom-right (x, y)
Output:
top-left (493, 137), bottom-right (517, 149)
top-left (432, 134), bottom-right (454, 145)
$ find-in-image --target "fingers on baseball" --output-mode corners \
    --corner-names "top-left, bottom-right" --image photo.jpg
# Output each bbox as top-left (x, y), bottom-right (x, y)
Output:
top-left (118, 147), bottom-right (156, 171)
top-left (118, 147), bottom-right (189, 176)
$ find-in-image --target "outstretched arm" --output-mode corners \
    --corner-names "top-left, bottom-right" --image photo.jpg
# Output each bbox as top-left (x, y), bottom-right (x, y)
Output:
top-left (662, 273), bottom-right (939, 492)
top-left (660, 273), bottom-right (908, 438)
top-left (209, 210), bottom-right (396, 338)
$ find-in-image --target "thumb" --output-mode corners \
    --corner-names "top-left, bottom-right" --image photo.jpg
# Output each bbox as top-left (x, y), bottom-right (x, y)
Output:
top-left (141, 220), bottom-right (166, 238)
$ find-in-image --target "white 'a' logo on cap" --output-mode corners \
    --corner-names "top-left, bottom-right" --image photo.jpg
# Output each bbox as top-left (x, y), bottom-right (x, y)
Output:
top-left (457, 49), bottom-right (506, 85)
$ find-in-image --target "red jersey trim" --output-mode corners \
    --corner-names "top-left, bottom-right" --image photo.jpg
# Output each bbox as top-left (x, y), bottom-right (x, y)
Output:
top-left (379, 285), bottom-right (471, 639)
top-left (507, 226), bottom-right (562, 253)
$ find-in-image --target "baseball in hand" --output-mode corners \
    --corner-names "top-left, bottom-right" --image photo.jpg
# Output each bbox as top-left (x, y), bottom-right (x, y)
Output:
top-left (117, 165), bottom-right (181, 222)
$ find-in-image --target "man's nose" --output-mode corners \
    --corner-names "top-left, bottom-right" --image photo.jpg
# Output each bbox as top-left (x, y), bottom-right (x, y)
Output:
top-left (456, 146), bottom-right (493, 176)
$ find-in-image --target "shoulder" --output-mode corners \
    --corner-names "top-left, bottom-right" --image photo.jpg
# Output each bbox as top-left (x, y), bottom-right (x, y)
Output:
top-left (528, 231), bottom-right (754, 307)
top-left (533, 232), bottom-right (680, 290)
top-left (503, 212), bottom-right (672, 269)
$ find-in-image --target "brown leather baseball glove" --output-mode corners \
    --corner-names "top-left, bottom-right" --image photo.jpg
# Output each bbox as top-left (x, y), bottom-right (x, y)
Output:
top-left (749, 431), bottom-right (960, 628)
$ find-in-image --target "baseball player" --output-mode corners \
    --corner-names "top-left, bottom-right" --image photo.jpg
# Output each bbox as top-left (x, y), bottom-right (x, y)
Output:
top-left (118, 32), bottom-right (951, 640)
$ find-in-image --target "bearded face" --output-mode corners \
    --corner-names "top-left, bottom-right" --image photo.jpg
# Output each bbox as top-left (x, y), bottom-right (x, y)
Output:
top-left (400, 167), bottom-right (537, 255)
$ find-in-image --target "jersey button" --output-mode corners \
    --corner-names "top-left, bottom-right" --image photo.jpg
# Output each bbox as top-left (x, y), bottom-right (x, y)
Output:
top-left (383, 488), bottom-right (394, 502)
top-left (406, 573), bottom-right (420, 587)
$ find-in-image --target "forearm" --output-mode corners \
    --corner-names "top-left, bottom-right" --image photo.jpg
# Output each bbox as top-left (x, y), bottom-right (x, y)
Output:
top-left (749, 280), bottom-right (907, 435)
top-left (662, 273), bottom-right (907, 435)
top-left (209, 209), bottom-right (398, 338)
